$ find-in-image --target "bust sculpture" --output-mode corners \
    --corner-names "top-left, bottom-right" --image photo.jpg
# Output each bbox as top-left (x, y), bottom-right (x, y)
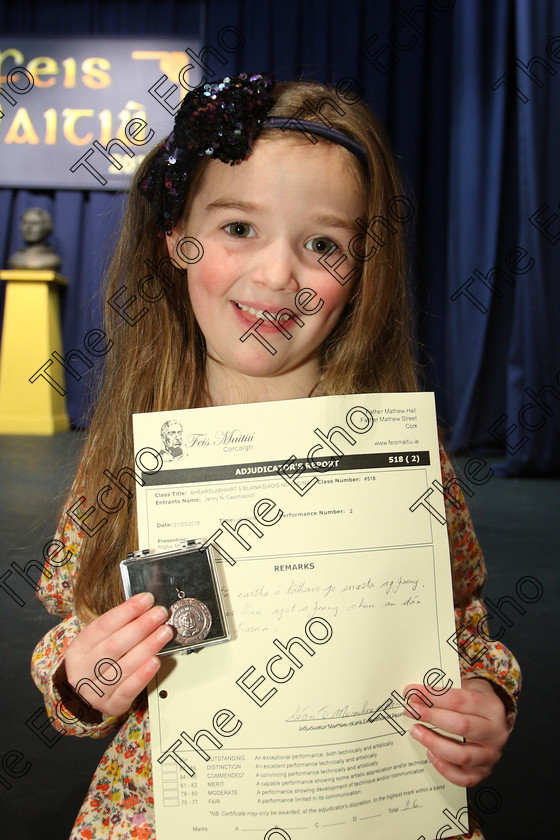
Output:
top-left (7, 207), bottom-right (62, 270)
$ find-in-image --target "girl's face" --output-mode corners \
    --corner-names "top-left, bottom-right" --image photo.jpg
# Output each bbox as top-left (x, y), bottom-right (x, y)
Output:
top-left (168, 136), bottom-right (364, 386)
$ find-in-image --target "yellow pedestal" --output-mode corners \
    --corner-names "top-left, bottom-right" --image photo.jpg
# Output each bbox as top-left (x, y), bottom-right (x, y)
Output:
top-left (0, 270), bottom-right (70, 434)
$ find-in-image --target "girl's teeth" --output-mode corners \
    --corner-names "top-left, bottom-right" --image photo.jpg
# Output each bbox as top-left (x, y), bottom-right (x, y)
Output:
top-left (237, 302), bottom-right (264, 317)
top-left (236, 302), bottom-right (290, 322)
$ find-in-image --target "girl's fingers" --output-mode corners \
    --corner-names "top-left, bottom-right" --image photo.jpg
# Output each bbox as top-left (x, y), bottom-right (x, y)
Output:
top-left (96, 625), bottom-right (175, 715)
top-left (65, 595), bottom-right (171, 693)
top-left (72, 624), bottom-right (175, 717)
top-left (407, 702), bottom-right (496, 744)
top-left (77, 592), bottom-right (159, 648)
top-left (402, 682), bottom-right (506, 745)
top-left (114, 623), bottom-right (175, 683)
top-left (401, 679), bottom-right (508, 788)
top-left (404, 683), bottom-right (487, 718)
top-left (424, 749), bottom-right (492, 788)
top-left (68, 595), bottom-right (167, 663)
top-left (96, 655), bottom-right (163, 717)
top-left (87, 604), bottom-right (171, 665)
top-left (410, 723), bottom-right (493, 768)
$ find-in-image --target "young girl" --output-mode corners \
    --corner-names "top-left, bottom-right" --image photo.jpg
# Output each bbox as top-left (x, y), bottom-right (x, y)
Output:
top-left (31, 74), bottom-right (520, 840)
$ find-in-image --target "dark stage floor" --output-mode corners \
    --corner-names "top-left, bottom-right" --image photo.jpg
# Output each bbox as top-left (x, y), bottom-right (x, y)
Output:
top-left (0, 432), bottom-right (556, 839)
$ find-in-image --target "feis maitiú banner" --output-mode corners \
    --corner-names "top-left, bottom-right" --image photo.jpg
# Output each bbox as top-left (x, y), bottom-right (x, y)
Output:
top-left (0, 37), bottom-right (205, 190)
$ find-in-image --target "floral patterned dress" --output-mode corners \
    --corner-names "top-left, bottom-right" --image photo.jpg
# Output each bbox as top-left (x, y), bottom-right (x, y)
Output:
top-left (31, 443), bottom-right (521, 839)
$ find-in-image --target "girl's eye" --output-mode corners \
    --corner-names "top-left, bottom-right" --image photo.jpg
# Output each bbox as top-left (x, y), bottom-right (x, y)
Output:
top-left (224, 221), bottom-right (255, 238)
top-left (305, 236), bottom-right (339, 254)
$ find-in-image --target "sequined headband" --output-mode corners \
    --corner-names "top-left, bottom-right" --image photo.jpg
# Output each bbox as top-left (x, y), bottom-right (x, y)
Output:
top-left (138, 73), bottom-right (368, 235)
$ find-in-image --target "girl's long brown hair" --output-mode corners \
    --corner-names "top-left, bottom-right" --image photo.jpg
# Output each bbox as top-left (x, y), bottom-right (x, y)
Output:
top-left (71, 80), bottom-right (419, 621)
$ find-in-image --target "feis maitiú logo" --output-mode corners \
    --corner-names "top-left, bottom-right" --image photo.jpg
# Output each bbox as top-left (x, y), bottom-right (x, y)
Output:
top-left (214, 428), bottom-right (255, 446)
top-left (159, 419), bottom-right (185, 461)
top-left (158, 427), bottom-right (256, 451)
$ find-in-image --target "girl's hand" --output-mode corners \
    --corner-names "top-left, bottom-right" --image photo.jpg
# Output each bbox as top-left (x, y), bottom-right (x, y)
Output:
top-left (61, 592), bottom-right (174, 719)
top-left (404, 677), bottom-right (510, 787)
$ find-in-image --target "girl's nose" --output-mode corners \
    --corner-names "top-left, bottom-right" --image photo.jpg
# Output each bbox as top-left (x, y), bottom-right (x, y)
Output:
top-left (249, 240), bottom-right (299, 292)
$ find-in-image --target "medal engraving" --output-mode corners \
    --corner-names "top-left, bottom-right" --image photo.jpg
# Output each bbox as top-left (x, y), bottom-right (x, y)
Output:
top-left (166, 597), bottom-right (212, 646)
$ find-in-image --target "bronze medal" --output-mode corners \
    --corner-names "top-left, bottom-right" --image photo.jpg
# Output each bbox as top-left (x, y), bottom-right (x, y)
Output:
top-left (166, 589), bottom-right (212, 646)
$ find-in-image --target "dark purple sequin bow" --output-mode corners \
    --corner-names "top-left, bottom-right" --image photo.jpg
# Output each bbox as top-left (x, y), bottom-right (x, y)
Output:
top-left (139, 73), bottom-right (275, 235)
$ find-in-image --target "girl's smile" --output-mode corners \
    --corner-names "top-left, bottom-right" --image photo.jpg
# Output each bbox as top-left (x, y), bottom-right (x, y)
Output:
top-left (168, 136), bottom-right (364, 396)
top-left (231, 299), bottom-right (299, 332)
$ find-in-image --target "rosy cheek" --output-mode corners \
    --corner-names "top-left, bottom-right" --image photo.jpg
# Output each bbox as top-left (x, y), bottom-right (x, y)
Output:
top-left (315, 282), bottom-right (353, 316)
top-left (188, 266), bottom-right (226, 299)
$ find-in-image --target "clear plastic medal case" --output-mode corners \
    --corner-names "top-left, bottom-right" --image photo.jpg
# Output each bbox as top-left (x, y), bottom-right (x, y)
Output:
top-left (120, 540), bottom-right (230, 655)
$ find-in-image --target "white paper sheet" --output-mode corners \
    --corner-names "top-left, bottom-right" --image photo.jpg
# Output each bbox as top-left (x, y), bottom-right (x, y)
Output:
top-left (132, 392), bottom-right (467, 840)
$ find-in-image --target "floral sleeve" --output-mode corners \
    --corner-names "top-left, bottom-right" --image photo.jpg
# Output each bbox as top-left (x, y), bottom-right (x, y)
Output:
top-left (439, 442), bottom-right (521, 729)
top-left (30, 496), bottom-right (128, 739)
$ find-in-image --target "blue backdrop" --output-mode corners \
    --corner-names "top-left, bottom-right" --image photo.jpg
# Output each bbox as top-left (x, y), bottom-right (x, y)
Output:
top-left (1, 0), bottom-right (559, 475)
